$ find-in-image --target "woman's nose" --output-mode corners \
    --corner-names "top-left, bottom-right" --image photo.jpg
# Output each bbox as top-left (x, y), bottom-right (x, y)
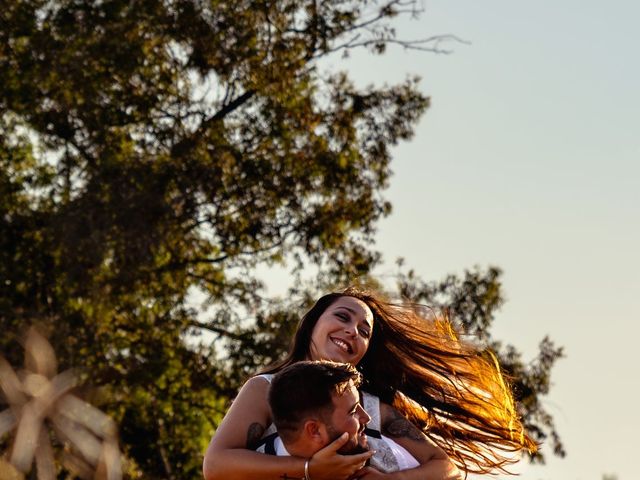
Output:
top-left (344, 323), bottom-right (357, 337)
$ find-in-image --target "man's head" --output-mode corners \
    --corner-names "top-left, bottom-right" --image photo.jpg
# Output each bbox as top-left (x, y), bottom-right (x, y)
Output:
top-left (269, 361), bottom-right (370, 457)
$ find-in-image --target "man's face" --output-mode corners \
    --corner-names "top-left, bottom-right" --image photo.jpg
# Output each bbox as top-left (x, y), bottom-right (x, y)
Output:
top-left (324, 380), bottom-right (371, 454)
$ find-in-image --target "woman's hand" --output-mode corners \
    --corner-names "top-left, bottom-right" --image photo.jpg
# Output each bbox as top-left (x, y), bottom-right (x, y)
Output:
top-left (309, 433), bottom-right (375, 480)
top-left (350, 466), bottom-right (386, 479)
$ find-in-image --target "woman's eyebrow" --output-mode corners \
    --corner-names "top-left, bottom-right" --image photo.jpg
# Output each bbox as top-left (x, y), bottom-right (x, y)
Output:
top-left (335, 306), bottom-right (357, 314)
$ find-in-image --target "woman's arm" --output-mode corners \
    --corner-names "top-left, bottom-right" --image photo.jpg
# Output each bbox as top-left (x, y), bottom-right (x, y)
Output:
top-left (356, 402), bottom-right (461, 480)
top-left (203, 376), bottom-right (291, 480)
top-left (203, 376), bottom-right (372, 480)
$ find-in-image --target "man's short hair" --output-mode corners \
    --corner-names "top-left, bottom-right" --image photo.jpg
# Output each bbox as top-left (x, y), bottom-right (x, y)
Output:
top-left (269, 361), bottom-right (362, 443)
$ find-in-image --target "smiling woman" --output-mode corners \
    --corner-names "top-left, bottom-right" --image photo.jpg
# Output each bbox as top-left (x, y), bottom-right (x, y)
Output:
top-left (203, 286), bottom-right (536, 480)
top-left (309, 296), bottom-right (373, 365)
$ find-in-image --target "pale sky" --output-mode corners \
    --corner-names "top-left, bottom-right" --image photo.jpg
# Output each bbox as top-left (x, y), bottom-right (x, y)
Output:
top-left (341, 0), bottom-right (639, 479)
top-left (257, 1), bottom-right (637, 478)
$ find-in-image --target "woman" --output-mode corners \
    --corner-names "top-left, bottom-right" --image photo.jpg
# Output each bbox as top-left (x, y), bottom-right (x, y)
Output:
top-left (203, 287), bottom-right (536, 479)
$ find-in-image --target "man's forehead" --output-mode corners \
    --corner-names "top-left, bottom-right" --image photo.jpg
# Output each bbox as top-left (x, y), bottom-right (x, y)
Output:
top-left (332, 380), bottom-right (359, 405)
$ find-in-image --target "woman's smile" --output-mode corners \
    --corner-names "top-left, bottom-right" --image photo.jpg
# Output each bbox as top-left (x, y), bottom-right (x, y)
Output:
top-left (330, 336), bottom-right (353, 354)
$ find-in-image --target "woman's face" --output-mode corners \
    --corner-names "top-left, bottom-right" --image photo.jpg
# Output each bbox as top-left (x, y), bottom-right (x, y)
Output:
top-left (309, 296), bottom-right (374, 366)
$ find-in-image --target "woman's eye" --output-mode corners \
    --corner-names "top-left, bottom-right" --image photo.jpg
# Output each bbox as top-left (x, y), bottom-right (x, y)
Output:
top-left (358, 328), bottom-right (370, 338)
top-left (336, 313), bottom-right (349, 321)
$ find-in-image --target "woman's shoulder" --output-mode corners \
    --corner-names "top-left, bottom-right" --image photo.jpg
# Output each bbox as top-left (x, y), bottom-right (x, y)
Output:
top-left (238, 374), bottom-right (273, 389)
top-left (232, 375), bottom-right (272, 402)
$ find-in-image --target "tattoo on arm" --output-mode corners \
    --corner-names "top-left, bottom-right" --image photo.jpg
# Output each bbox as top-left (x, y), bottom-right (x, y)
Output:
top-left (382, 408), bottom-right (425, 442)
top-left (246, 422), bottom-right (266, 449)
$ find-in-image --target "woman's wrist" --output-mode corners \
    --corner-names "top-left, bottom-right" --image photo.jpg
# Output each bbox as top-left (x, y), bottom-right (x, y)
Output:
top-left (304, 458), bottom-right (311, 480)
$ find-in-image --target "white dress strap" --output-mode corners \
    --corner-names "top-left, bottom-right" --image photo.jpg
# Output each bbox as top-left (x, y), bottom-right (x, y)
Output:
top-left (361, 392), bottom-right (402, 473)
top-left (255, 373), bottom-right (274, 383)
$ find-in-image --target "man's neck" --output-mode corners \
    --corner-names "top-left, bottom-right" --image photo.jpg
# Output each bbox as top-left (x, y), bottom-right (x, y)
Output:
top-left (281, 439), bottom-right (318, 460)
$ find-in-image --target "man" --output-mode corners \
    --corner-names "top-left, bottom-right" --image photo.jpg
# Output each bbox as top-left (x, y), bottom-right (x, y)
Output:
top-left (260, 361), bottom-right (372, 459)
top-left (257, 361), bottom-right (459, 478)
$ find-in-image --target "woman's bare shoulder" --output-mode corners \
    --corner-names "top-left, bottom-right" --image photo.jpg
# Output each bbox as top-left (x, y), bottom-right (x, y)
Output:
top-left (243, 374), bottom-right (272, 389)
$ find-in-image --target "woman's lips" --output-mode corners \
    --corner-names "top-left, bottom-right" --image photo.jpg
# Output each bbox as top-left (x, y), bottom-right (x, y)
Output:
top-left (330, 336), bottom-right (353, 354)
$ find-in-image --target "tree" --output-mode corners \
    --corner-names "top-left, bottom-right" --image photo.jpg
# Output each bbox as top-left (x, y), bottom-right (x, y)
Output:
top-left (0, 0), bottom-right (562, 478)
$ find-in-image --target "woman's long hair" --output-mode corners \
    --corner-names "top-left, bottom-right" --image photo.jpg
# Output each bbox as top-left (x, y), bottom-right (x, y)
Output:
top-left (261, 287), bottom-right (537, 475)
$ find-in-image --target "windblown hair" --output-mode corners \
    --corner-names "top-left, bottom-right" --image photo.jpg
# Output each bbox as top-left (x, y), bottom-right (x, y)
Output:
top-left (262, 287), bottom-right (537, 475)
top-left (269, 361), bottom-right (361, 444)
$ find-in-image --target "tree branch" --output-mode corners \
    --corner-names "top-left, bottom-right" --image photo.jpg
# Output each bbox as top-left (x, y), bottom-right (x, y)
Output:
top-left (324, 34), bottom-right (469, 57)
top-left (170, 89), bottom-right (256, 158)
top-left (189, 321), bottom-right (245, 341)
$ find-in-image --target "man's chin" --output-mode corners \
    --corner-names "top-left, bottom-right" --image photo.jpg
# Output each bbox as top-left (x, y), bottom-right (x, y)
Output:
top-left (338, 436), bottom-right (370, 455)
top-left (339, 444), bottom-right (370, 455)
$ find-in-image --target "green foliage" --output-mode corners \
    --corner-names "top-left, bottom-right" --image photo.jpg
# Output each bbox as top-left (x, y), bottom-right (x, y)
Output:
top-left (0, 0), bottom-right (562, 477)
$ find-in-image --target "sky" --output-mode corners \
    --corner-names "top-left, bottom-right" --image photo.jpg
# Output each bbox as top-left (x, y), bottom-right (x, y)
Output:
top-left (325, 1), bottom-right (639, 479)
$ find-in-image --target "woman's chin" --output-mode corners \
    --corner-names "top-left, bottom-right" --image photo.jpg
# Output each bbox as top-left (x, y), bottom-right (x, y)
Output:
top-left (312, 350), bottom-right (353, 364)
top-left (309, 344), bottom-right (362, 365)
top-left (329, 352), bottom-right (358, 365)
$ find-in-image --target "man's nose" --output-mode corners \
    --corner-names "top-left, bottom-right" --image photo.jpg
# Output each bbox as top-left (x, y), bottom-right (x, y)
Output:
top-left (357, 405), bottom-right (371, 424)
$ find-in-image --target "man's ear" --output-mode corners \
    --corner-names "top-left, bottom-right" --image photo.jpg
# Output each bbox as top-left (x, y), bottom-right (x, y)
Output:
top-left (302, 419), bottom-right (329, 446)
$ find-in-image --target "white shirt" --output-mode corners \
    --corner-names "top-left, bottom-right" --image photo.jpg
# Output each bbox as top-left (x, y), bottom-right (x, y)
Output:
top-left (264, 434), bottom-right (419, 471)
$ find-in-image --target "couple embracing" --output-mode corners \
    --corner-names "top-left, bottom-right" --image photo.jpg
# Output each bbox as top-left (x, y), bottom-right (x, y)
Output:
top-left (203, 287), bottom-right (536, 479)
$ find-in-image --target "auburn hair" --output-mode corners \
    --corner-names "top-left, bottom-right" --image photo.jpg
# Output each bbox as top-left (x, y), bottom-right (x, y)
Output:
top-left (262, 286), bottom-right (537, 475)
